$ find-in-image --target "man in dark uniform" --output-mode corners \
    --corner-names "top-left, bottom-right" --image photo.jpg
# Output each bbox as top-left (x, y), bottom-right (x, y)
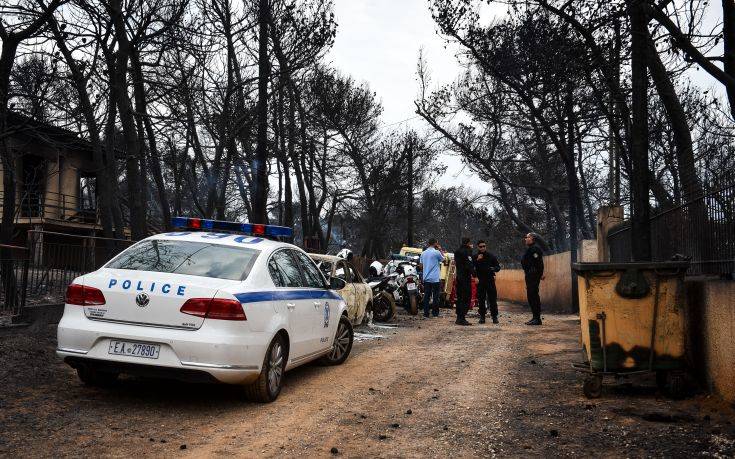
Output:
top-left (473, 240), bottom-right (501, 324)
top-left (453, 237), bottom-right (475, 326)
top-left (521, 232), bottom-right (544, 325)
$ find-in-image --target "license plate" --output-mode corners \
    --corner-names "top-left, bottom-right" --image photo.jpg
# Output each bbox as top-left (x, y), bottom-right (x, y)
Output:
top-left (108, 340), bottom-right (160, 359)
top-left (407, 283), bottom-right (417, 291)
top-left (392, 290), bottom-right (401, 300)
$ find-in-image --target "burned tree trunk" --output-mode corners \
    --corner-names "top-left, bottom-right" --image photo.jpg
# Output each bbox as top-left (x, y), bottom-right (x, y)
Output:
top-left (251, 0), bottom-right (270, 224)
top-left (0, 39), bottom-right (19, 246)
top-left (628, 1), bottom-right (652, 261)
top-left (131, 54), bottom-right (171, 230)
top-left (110, 0), bottom-right (147, 240)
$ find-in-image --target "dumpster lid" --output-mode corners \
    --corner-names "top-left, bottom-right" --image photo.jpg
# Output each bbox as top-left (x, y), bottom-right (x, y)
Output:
top-left (572, 261), bottom-right (690, 272)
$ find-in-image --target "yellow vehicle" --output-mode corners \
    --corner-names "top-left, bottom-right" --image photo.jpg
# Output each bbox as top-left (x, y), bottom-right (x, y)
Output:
top-left (400, 246), bottom-right (455, 308)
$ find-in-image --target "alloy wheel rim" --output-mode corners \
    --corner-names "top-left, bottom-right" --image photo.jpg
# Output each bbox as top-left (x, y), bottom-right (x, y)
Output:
top-left (330, 321), bottom-right (350, 360)
top-left (267, 342), bottom-right (283, 394)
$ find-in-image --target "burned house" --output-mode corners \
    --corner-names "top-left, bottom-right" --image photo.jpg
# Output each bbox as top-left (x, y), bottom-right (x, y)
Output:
top-left (0, 113), bottom-right (133, 309)
top-left (0, 112), bottom-right (120, 243)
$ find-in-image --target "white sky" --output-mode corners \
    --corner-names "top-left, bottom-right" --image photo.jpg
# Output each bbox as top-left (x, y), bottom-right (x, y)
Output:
top-left (326, 0), bottom-right (506, 194)
top-left (326, 0), bottom-right (726, 196)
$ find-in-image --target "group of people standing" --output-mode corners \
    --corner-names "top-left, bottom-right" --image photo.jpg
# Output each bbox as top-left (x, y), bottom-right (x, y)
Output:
top-left (419, 233), bottom-right (545, 326)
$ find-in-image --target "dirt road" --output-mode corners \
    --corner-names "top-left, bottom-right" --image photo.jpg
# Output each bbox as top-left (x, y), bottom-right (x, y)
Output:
top-left (1, 302), bottom-right (734, 458)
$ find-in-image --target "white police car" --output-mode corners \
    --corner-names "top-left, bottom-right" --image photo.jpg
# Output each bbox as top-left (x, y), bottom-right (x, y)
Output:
top-left (57, 218), bottom-right (354, 402)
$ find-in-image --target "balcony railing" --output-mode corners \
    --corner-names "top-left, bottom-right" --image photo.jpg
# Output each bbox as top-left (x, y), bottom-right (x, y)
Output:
top-left (0, 190), bottom-right (99, 226)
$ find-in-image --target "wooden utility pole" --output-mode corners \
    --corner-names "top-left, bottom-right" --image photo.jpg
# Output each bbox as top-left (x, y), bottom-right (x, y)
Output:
top-left (252, 0), bottom-right (270, 224)
top-left (628, 0), bottom-right (652, 261)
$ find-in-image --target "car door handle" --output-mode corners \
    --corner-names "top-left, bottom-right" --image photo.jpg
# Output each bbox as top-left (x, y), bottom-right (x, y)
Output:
top-left (286, 303), bottom-right (296, 310)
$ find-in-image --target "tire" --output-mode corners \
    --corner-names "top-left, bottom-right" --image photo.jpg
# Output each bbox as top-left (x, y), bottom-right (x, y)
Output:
top-left (362, 301), bottom-right (373, 325)
top-left (583, 375), bottom-right (603, 399)
top-left (663, 371), bottom-right (687, 400)
top-left (244, 334), bottom-right (286, 403)
top-left (320, 316), bottom-right (353, 366)
top-left (76, 365), bottom-right (118, 387)
top-left (373, 292), bottom-right (396, 322)
top-left (408, 293), bottom-right (418, 315)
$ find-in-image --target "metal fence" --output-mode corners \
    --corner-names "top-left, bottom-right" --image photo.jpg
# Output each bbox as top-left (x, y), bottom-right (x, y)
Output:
top-left (608, 175), bottom-right (735, 276)
top-left (25, 230), bottom-right (134, 306)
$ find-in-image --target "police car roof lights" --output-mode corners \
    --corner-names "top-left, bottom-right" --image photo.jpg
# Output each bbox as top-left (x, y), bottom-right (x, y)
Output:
top-left (171, 217), bottom-right (293, 238)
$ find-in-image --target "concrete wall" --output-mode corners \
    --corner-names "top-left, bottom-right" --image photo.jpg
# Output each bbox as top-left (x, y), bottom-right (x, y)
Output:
top-left (686, 278), bottom-right (735, 404)
top-left (496, 251), bottom-right (573, 313)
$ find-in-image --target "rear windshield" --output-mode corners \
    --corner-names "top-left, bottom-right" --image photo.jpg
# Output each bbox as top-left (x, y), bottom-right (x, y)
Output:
top-left (106, 240), bottom-right (260, 281)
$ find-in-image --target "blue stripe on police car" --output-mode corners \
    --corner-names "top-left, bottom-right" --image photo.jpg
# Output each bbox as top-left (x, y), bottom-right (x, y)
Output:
top-left (234, 290), bottom-right (342, 303)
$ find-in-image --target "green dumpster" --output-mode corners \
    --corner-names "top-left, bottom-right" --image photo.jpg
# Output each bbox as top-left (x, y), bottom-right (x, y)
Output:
top-left (572, 261), bottom-right (690, 398)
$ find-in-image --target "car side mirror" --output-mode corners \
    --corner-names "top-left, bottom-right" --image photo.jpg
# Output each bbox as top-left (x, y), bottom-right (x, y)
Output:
top-left (329, 277), bottom-right (346, 290)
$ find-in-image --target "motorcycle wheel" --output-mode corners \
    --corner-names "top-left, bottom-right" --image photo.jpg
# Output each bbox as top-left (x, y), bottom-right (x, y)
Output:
top-left (409, 293), bottom-right (418, 315)
top-left (373, 291), bottom-right (396, 322)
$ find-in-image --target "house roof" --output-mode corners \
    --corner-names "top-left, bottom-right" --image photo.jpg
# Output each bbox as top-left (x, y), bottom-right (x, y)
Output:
top-left (6, 111), bottom-right (97, 154)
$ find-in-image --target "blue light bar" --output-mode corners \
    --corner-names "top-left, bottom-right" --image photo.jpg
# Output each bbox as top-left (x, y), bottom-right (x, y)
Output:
top-left (171, 217), bottom-right (293, 238)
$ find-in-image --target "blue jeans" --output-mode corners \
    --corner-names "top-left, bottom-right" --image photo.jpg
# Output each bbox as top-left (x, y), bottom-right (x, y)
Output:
top-left (423, 282), bottom-right (441, 316)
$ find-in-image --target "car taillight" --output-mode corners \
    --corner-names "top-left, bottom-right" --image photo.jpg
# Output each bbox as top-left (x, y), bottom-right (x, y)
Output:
top-left (179, 298), bottom-right (210, 317)
top-left (180, 298), bottom-right (246, 321)
top-left (65, 284), bottom-right (106, 306)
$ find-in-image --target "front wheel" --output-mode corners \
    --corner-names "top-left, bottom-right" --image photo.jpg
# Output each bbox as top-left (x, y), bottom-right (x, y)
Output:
top-left (244, 334), bottom-right (286, 403)
top-left (373, 291), bottom-right (396, 322)
top-left (320, 316), bottom-right (353, 366)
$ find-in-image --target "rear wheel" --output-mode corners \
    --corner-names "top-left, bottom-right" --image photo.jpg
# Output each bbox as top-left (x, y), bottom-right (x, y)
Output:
top-left (583, 374), bottom-right (603, 399)
top-left (408, 293), bottom-right (418, 315)
top-left (373, 292), bottom-right (396, 322)
top-left (244, 334), bottom-right (286, 403)
top-left (320, 316), bottom-right (353, 366)
top-left (76, 365), bottom-right (118, 387)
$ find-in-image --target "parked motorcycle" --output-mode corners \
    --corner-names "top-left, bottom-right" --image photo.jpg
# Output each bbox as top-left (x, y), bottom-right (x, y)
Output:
top-left (397, 264), bottom-right (421, 315)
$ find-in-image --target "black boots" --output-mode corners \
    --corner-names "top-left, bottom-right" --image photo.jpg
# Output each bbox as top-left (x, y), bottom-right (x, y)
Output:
top-left (525, 318), bottom-right (542, 326)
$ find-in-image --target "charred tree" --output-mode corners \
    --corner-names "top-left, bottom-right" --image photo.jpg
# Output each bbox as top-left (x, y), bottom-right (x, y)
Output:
top-left (251, 0), bottom-right (270, 224)
top-left (628, 0), bottom-right (652, 261)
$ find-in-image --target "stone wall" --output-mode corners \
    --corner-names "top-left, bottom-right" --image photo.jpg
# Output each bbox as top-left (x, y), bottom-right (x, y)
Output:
top-left (496, 251), bottom-right (574, 313)
top-left (686, 278), bottom-right (735, 404)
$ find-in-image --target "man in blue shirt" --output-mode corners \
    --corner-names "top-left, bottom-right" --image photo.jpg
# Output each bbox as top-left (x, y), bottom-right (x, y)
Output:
top-left (420, 238), bottom-right (445, 318)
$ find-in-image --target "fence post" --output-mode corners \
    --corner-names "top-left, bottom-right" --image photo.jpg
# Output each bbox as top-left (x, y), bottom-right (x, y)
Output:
top-left (20, 256), bottom-right (29, 316)
top-left (597, 206), bottom-right (624, 262)
top-left (82, 237), bottom-right (88, 272)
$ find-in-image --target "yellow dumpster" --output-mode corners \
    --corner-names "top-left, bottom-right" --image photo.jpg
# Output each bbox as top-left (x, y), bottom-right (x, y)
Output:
top-left (572, 261), bottom-right (690, 399)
